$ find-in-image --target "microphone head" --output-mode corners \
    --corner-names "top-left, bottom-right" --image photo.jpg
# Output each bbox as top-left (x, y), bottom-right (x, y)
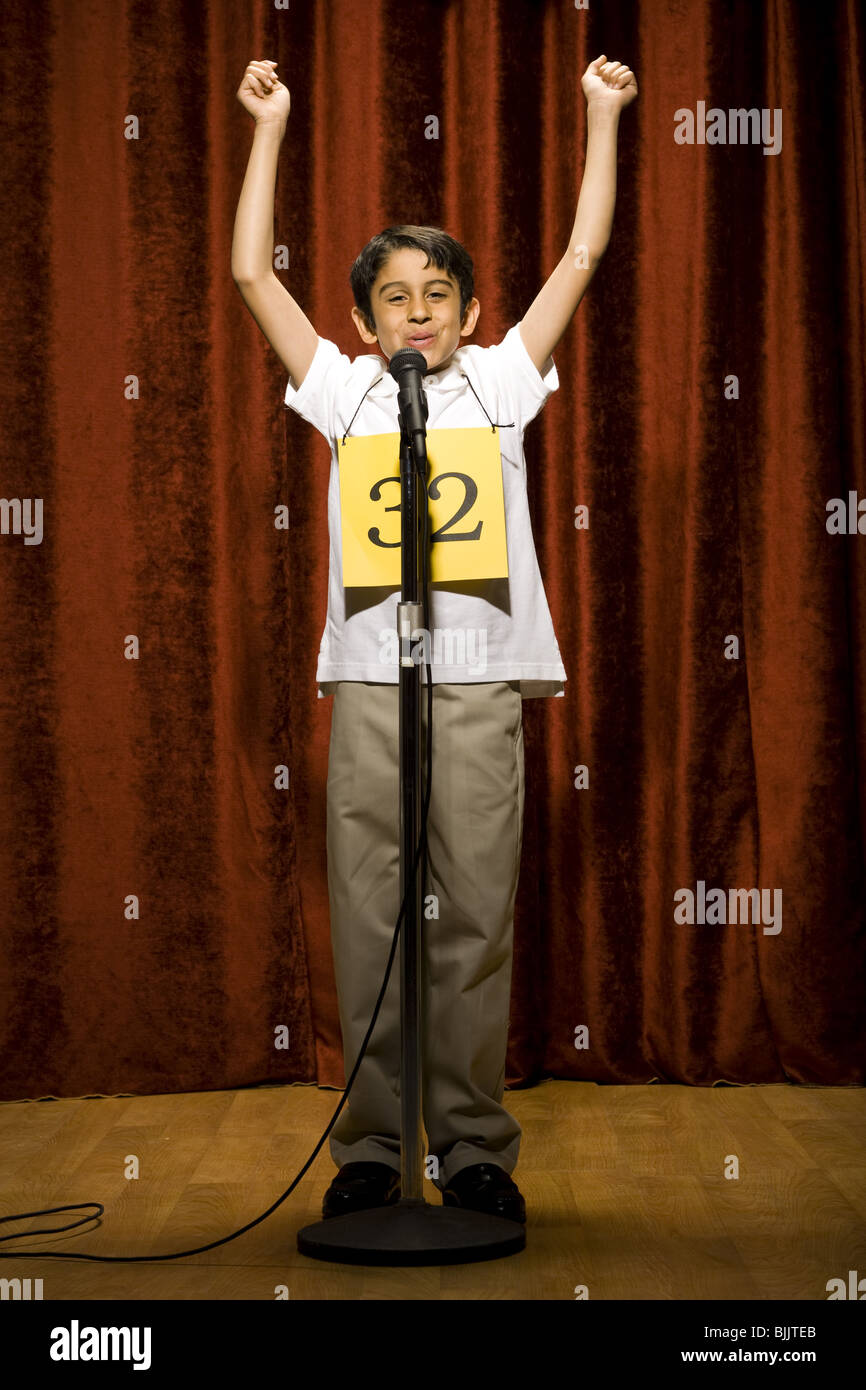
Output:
top-left (388, 346), bottom-right (428, 381)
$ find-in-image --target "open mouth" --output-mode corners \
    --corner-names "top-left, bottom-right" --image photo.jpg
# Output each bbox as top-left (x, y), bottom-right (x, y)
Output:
top-left (407, 334), bottom-right (435, 347)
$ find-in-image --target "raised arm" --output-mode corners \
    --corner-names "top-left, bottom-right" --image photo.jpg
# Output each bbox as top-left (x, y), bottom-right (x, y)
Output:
top-left (232, 60), bottom-right (318, 391)
top-left (518, 55), bottom-right (638, 376)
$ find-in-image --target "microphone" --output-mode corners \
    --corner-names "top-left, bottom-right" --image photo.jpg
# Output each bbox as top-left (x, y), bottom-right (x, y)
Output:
top-left (388, 347), bottom-right (429, 452)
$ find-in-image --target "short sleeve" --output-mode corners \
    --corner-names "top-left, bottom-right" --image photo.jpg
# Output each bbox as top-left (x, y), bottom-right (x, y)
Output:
top-left (283, 334), bottom-right (351, 444)
top-left (483, 322), bottom-right (559, 432)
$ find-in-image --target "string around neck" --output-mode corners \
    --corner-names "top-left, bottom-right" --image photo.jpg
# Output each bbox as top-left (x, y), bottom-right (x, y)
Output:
top-left (338, 368), bottom-right (515, 445)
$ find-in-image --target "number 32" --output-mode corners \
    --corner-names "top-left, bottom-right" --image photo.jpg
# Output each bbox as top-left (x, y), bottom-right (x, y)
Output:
top-left (367, 472), bottom-right (483, 548)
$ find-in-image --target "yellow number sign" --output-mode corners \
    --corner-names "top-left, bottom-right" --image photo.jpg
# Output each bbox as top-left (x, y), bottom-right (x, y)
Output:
top-left (336, 427), bottom-right (508, 587)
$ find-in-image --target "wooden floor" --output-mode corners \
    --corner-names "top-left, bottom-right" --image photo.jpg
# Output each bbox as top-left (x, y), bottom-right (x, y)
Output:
top-left (0, 1079), bottom-right (864, 1300)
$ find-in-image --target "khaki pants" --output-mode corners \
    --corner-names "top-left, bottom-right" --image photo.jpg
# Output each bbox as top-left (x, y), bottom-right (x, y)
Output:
top-left (325, 679), bottom-right (525, 1190)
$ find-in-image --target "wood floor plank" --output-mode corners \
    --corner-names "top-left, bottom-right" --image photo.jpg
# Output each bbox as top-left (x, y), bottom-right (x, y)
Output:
top-left (824, 1167), bottom-right (866, 1223)
top-left (0, 1081), bottom-right (863, 1300)
top-left (709, 1168), bottom-right (866, 1300)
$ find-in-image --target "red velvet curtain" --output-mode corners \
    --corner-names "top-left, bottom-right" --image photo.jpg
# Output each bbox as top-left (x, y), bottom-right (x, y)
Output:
top-left (1, 0), bottom-right (863, 1102)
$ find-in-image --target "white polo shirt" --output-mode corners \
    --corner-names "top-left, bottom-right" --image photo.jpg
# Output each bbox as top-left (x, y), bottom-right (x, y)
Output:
top-left (283, 321), bottom-right (567, 699)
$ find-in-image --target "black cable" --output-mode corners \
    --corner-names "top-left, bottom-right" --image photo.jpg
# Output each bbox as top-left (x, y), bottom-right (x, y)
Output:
top-left (0, 455), bottom-right (437, 1264)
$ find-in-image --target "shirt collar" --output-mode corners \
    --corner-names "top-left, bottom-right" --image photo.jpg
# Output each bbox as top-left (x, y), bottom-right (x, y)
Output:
top-left (361, 347), bottom-right (471, 398)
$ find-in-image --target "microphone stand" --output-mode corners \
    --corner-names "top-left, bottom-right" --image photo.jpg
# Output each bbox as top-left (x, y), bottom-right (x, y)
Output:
top-left (297, 349), bottom-right (524, 1265)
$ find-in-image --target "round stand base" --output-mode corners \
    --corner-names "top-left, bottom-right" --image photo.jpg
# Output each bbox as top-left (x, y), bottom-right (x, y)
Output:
top-left (296, 1196), bottom-right (525, 1266)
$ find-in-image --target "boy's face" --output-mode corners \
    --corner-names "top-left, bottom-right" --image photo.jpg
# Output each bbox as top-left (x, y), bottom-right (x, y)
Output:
top-left (351, 247), bottom-right (480, 373)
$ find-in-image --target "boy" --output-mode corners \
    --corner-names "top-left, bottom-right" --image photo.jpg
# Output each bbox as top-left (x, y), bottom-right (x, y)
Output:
top-left (232, 54), bottom-right (637, 1225)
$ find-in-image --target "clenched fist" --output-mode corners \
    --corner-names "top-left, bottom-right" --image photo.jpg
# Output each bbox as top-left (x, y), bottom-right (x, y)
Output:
top-left (236, 59), bottom-right (291, 125)
top-left (581, 55), bottom-right (638, 112)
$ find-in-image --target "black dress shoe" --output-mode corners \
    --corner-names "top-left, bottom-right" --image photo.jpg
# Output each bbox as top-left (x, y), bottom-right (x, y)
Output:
top-left (441, 1162), bottom-right (526, 1223)
top-left (322, 1161), bottom-right (401, 1220)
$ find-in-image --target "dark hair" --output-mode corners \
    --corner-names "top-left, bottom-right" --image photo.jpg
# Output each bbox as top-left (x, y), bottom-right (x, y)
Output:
top-left (349, 225), bottom-right (474, 334)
